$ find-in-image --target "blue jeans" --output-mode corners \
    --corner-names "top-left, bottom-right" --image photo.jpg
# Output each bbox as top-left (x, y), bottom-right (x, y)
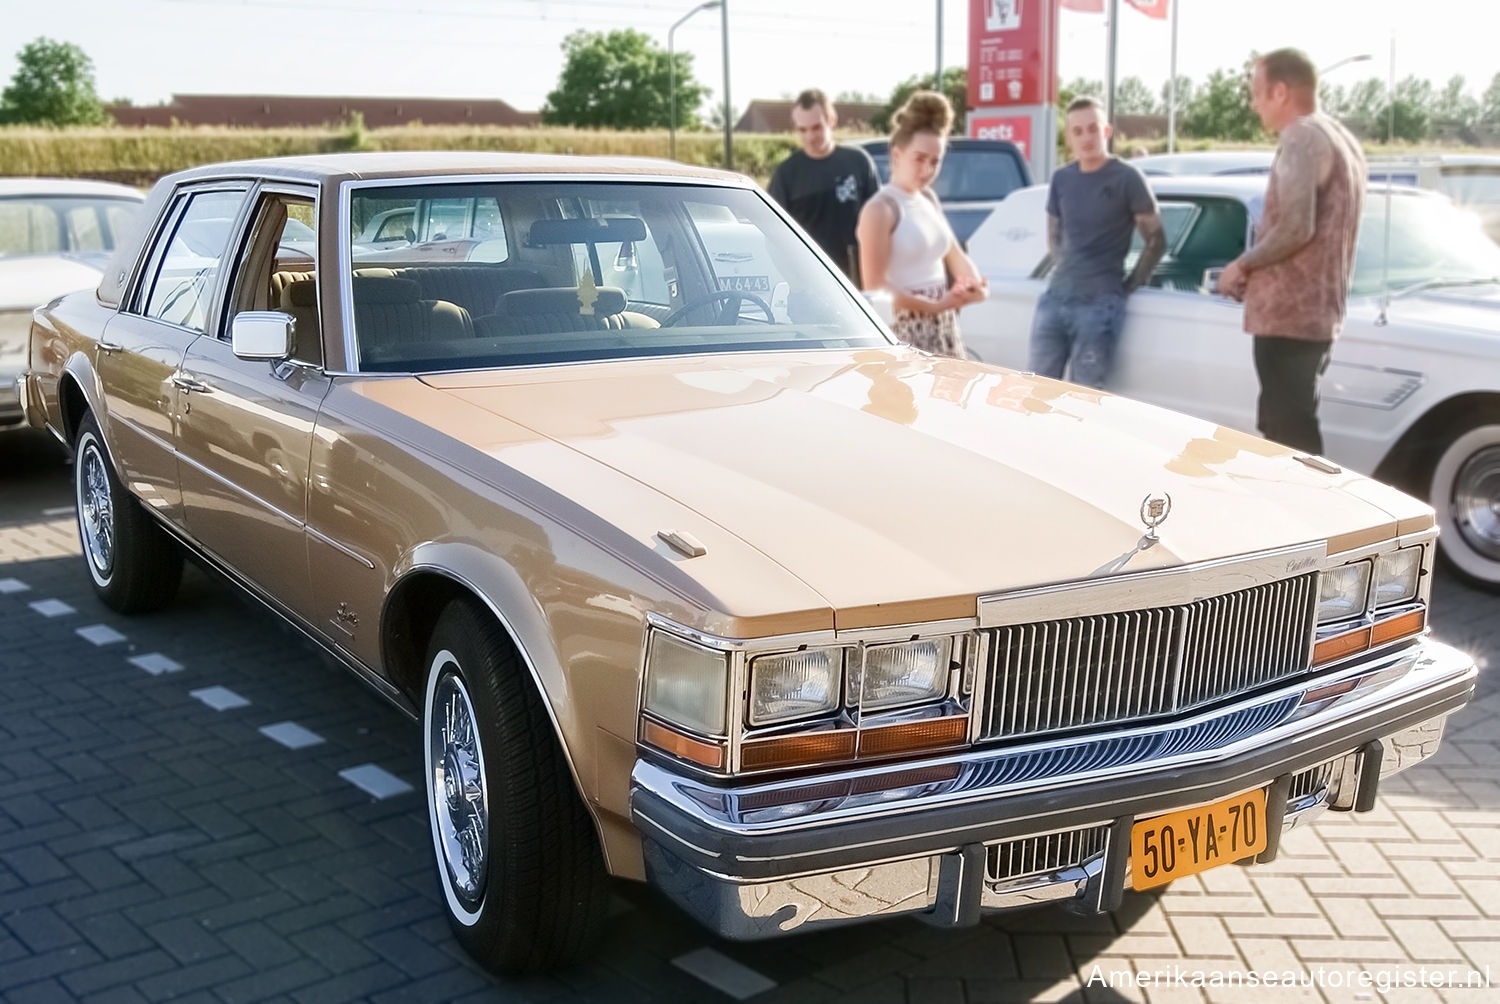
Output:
top-left (1027, 290), bottom-right (1126, 389)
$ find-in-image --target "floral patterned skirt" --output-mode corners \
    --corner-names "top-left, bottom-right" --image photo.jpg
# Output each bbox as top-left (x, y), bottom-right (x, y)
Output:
top-left (890, 282), bottom-right (966, 358)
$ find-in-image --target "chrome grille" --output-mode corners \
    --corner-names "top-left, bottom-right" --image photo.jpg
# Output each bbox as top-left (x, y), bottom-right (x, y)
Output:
top-left (986, 824), bottom-right (1109, 882)
top-left (1289, 758), bottom-right (1339, 801)
top-left (982, 573), bottom-right (1317, 741)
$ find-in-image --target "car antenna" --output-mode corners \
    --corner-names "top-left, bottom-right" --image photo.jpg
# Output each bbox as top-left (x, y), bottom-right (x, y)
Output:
top-left (1376, 35), bottom-right (1395, 327)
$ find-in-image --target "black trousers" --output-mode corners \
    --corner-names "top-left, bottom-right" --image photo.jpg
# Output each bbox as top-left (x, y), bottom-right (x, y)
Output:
top-left (1252, 336), bottom-right (1332, 455)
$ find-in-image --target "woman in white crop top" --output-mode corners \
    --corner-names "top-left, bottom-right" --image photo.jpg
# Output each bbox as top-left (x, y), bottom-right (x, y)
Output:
top-left (856, 90), bottom-right (987, 358)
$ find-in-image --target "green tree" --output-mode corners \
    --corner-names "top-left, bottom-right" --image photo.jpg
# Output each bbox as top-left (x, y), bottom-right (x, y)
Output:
top-left (0, 37), bottom-right (108, 126)
top-left (871, 67), bottom-right (966, 134)
top-left (1114, 75), bottom-right (1157, 116)
top-left (541, 29), bottom-right (707, 129)
top-left (1433, 74), bottom-right (1478, 126)
top-left (1381, 75), bottom-right (1433, 142)
top-left (1058, 77), bottom-right (1104, 110)
top-left (1159, 75), bottom-right (1194, 117)
top-left (1483, 71), bottom-right (1500, 124)
top-left (834, 89), bottom-right (884, 105)
top-left (1183, 64), bottom-right (1261, 141)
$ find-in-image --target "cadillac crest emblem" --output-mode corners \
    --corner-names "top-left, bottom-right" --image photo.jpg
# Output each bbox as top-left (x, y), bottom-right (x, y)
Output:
top-left (1139, 492), bottom-right (1172, 543)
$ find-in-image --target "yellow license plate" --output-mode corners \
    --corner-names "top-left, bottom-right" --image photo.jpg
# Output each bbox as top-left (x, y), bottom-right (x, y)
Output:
top-left (1131, 789), bottom-right (1268, 890)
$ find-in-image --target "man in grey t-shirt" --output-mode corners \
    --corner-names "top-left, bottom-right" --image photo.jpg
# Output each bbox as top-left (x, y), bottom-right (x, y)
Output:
top-left (1028, 97), bottom-right (1165, 388)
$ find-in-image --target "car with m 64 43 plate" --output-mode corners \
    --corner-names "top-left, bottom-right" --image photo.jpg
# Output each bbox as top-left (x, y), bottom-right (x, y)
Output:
top-left (19, 152), bottom-right (1475, 973)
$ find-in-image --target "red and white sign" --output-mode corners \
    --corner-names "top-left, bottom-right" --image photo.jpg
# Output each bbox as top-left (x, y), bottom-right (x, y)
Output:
top-left (969, 114), bottom-right (1033, 157)
top-left (1125, 0), bottom-right (1170, 18)
top-left (968, 0), bottom-right (1059, 108)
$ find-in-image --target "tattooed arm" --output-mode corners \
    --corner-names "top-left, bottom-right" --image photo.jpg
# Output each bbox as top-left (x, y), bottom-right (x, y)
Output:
top-left (1125, 211), bottom-right (1166, 293)
top-left (1218, 122), bottom-right (1330, 296)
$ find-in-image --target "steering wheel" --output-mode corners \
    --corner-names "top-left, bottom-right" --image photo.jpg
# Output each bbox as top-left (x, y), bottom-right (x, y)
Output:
top-left (662, 289), bottom-right (775, 327)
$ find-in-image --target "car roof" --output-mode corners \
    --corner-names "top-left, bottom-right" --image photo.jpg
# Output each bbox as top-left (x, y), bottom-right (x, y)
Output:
top-left (0, 177), bottom-right (144, 200)
top-left (1131, 151), bottom-right (1277, 175)
top-left (159, 151), bottom-right (751, 188)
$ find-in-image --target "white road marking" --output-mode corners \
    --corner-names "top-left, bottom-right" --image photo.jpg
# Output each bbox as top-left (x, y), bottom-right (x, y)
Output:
top-left (76, 624), bottom-right (126, 646)
top-left (189, 686), bottom-right (250, 711)
top-left (259, 721), bottom-right (325, 749)
top-left (129, 653), bottom-right (184, 675)
top-left (41, 506), bottom-right (75, 517)
top-left (0, 578), bottom-right (29, 594)
top-left (671, 948), bottom-right (778, 1000)
top-left (29, 599), bottom-right (75, 617)
top-left (338, 764), bottom-right (413, 800)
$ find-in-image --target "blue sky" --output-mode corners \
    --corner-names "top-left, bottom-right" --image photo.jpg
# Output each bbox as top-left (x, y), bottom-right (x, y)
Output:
top-left (5, 0), bottom-right (1497, 115)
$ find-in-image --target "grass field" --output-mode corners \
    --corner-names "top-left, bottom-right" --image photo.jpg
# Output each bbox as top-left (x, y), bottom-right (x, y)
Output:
top-left (0, 122), bottom-right (800, 188)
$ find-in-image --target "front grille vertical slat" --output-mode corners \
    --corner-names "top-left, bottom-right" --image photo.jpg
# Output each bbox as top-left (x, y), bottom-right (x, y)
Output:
top-left (981, 571), bottom-right (1319, 742)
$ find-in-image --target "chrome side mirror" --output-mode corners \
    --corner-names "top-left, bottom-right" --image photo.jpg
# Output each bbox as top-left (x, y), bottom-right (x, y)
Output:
top-left (230, 311), bottom-right (294, 361)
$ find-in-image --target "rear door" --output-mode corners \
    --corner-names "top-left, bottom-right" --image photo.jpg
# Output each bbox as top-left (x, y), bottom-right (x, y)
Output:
top-left (99, 185), bottom-right (248, 526)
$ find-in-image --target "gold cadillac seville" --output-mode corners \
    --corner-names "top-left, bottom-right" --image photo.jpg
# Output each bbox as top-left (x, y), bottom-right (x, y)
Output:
top-left (19, 153), bottom-right (1477, 973)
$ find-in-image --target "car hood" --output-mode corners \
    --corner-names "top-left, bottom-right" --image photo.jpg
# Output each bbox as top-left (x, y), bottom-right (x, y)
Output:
top-left (0, 253), bottom-right (107, 311)
top-left (415, 348), bottom-right (1425, 629)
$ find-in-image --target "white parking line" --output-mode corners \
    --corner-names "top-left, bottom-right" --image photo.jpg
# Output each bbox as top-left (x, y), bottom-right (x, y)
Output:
top-left (41, 506), bottom-right (75, 517)
top-left (259, 721), bottom-right (325, 749)
top-left (129, 653), bottom-right (184, 675)
top-left (76, 624), bottom-right (126, 646)
top-left (671, 948), bottom-right (778, 1000)
top-left (338, 764), bottom-right (413, 800)
top-left (29, 599), bottom-right (75, 617)
top-left (189, 686), bottom-right (250, 711)
top-left (0, 578), bottom-right (29, 594)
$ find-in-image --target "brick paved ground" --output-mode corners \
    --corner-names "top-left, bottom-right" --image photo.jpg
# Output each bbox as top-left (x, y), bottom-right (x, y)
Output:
top-left (0, 438), bottom-right (1496, 1003)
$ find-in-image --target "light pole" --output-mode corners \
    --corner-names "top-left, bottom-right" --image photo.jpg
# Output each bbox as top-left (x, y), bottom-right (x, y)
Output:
top-left (1320, 53), bottom-right (1373, 76)
top-left (721, 0), bottom-right (731, 170)
top-left (668, 0), bottom-right (721, 162)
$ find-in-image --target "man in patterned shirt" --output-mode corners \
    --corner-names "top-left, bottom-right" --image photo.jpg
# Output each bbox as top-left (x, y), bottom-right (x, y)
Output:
top-left (1217, 49), bottom-right (1365, 455)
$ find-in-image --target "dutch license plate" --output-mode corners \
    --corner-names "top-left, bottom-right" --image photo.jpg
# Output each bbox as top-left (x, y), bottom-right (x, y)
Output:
top-left (1130, 789), bottom-right (1267, 890)
top-left (718, 275), bottom-right (770, 292)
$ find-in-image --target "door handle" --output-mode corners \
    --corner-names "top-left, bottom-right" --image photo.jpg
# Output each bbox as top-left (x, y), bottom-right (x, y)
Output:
top-left (97, 341), bottom-right (123, 353)
top-left (170, 374), bottom-right (212, 393)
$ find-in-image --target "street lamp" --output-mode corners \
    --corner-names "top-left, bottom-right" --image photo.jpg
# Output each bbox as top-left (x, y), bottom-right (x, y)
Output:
top-left (668, 0), bottom-right (721, 162)
top-left (1320, 53), bottom-right (1373, 76)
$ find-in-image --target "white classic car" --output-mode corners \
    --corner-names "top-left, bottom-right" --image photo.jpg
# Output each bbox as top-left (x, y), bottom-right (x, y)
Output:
top-left (955, 176), bottom-right (1500, 590)
top-left (1, 178), bottom-right (143, 429)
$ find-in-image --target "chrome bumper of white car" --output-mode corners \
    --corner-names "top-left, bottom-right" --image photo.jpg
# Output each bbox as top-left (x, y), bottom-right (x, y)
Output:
top-left (3, 373), bottom-right (25, 429)
top-left (631, 638), bottom-right (1474, 940)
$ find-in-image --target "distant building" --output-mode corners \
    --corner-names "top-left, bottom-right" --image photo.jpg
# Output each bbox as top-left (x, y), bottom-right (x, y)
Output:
top-left (105, 94), bottom-right (539, 128)
top-left (734, 99), bottom-right (886, 134)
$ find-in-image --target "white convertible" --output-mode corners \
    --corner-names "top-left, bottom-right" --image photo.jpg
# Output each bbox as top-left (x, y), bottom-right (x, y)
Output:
top-left (953, 176), bottom-right (1500, 589)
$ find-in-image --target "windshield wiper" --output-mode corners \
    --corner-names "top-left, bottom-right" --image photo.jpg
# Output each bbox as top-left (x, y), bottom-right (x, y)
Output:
top-left (1389, 276), bottom-right (1500, 300)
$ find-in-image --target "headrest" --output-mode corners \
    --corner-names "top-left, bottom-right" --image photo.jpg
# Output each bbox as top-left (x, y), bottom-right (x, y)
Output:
top-left (281, 279), bottom-right (318, 308)
top-left (503, 286), bottom-right (627, 317)
top-left (353, 276), bottom-right (421, 305)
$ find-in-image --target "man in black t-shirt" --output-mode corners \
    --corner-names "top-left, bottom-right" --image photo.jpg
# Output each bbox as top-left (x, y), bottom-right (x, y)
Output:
top-left (767, 90), bottom-right (880, 281)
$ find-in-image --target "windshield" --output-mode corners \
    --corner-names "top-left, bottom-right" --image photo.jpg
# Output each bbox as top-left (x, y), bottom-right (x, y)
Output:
top-left (345, 181), bottom-right (887, 372)
top-left (869, 147), bottom-right (1026, 202)
top-left (0, 196), bottom-right (141, 257)
top-left (1349, 192), bottom-right (1500, 297)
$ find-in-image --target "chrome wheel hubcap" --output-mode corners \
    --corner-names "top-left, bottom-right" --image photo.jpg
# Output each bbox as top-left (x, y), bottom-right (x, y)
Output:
top-left (78, 442), bottom-right (115, 578)
top-left (428, 673), bottom-right (488, 907)
top-left (1454, 444), bottom-right (1500, 561)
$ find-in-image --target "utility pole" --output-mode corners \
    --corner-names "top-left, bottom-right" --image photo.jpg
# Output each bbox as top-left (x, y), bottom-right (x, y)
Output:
top-left (1105, 0), bottom-right (1119, 151)
top-left (722, 0), bottom-right (732, 170)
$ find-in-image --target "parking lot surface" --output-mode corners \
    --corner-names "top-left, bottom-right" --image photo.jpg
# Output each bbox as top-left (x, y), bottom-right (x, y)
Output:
top-left (1, 431), bottom-right (1496, 1003)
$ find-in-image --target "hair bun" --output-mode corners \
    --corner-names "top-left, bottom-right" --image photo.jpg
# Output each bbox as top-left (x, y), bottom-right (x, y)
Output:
top-left (893, 90), bottom-right (954, 137)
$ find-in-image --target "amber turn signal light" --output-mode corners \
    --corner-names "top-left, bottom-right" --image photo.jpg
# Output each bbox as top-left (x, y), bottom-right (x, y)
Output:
top-left (856, 716), bottom-right (969, 757)
top-left (740, 730), bottom-right (857, 771)
top-left (1371, 609), bottom-right (1425, 646)
top-left (1312, 626), bottom-right (1371, 666)
top-left (641, 719), bottom-right (725, 769)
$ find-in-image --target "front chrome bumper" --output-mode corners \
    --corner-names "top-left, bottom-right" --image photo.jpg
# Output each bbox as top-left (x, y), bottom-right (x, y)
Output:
top-left (630, 638), bottom-right (1475, 940)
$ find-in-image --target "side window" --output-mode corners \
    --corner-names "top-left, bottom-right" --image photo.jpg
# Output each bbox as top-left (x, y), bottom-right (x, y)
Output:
top-left (225, 192), bottom-right (321, 365)
top-left (66, 205), bottom-right (106, 251)
top-left (374, 211), bottom-right (412, 242)
top-left (142, 190), bottom-right (245, 332)
top-left (685, 200), bottom-right (786, 316)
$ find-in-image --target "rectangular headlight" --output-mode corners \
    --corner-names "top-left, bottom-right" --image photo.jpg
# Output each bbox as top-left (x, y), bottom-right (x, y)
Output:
top-left (1374, 547), bottom-right (1422, 607)
top-left (1318, 560), bottom-right (1372, 624)
top-left (643, 631), bottom-right (729, 736)
top-left (851, 638), bottom-right (951, 712)
top-left (749, 649), bottom-right (842, 726)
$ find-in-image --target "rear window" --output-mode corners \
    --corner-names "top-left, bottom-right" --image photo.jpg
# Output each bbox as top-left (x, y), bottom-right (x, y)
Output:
top-left (868, 147), bottom-right (1026, 202)
top-left (0, 196), bottom-right (142, 257)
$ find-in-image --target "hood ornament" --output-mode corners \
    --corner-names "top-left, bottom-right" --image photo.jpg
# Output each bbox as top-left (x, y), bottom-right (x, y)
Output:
top-left (1139, 492), bottom-right (1172, 545)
